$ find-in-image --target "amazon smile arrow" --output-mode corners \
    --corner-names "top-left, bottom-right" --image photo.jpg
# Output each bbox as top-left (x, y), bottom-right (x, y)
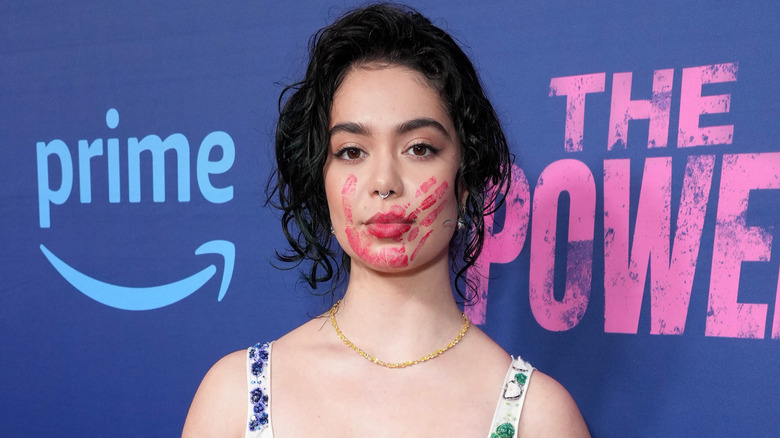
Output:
top-left (40, 240), bottom-right (235, 311)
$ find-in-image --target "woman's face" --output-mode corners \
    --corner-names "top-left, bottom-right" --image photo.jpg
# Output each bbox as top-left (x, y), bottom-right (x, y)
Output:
top-left (324, 64), bottom-right (462, 272)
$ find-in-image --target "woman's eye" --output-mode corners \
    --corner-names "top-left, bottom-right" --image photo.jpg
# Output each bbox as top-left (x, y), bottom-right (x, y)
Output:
top-left (406, 143), bottom-right (437, 157)
top-left (335, 147), bottom-right (366, 160)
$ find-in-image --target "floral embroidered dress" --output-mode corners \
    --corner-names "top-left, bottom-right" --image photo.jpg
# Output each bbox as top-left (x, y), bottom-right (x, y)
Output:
top-left (245, 342), bottom-right (534, 438)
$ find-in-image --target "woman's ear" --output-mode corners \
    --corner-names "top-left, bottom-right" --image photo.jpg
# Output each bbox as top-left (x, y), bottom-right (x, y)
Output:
top-left (459, 188), bottom-right (469, 208)
top-left (457, 181), bottom-right (469, 214)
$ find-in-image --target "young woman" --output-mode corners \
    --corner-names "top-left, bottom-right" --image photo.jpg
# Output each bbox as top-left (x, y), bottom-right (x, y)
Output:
top-left (184, 4), bottom-right (589, 437)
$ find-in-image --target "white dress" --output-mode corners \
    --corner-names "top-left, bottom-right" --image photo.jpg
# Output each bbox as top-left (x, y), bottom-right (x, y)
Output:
top-left (245, 342), bottom-right (534, 438)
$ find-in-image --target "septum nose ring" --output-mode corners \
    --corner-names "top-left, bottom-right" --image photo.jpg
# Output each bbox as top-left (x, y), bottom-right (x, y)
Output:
top-left (378, 191), bottom-right (391, 200)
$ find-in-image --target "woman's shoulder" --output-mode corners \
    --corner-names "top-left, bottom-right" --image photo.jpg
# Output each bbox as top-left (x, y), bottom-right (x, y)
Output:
top-left (520, 370), bottom-right (591, 437)
top-left (182, 349), bottom-right (248, 438)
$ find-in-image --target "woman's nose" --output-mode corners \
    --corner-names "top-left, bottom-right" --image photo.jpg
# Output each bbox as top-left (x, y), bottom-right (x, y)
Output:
top-left (368, 151), bottom-right (403, 200)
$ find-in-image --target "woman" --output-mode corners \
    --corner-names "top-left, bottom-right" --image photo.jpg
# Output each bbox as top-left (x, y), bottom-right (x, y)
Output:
top-left (184, 4), bottom-right (589, 437)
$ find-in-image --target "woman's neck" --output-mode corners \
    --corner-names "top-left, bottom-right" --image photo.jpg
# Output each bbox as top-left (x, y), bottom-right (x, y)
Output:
top-left (330, 255), bottom-right (466, 364)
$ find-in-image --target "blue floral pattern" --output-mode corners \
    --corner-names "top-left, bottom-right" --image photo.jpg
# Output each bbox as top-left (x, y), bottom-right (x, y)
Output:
top-left (247, 342), bottom-right (271, 434)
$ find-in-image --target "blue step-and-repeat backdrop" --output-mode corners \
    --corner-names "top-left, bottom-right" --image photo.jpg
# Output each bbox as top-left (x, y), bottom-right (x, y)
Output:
top-left (2, 1), bottom-right (779, 436)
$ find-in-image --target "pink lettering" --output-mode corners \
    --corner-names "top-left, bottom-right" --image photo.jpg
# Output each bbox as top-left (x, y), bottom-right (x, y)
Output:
top-left (549, 73), bottom-right (606, 152)
top-left (603, 156), bottom-right (714, 334)
top-left (607, 69), bottom-right (673, 150)
top-left (706, 153), bottom-right (780, 338)
top-left (678, 62), bottom-right (738, 147)
top-left (466, 164), bottom-right (530, 324)
top-left (528, 159), bottom-right (595, 331)
top-left (774, 272), bottom-right (780, 339)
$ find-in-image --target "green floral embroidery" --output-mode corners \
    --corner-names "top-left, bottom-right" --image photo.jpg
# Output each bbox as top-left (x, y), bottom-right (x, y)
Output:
top-left (515, 372), bottom-right (527, 386)
top-left (491, 422), bottom-right (515, 438)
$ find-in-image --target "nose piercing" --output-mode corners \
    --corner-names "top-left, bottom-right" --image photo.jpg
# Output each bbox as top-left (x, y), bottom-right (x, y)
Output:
top-left (378, 191), bottom-right (390, 200)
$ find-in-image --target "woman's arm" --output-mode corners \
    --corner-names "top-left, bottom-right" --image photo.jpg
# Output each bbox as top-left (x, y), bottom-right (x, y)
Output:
top-left (182, 350), bottom-right (247, 438)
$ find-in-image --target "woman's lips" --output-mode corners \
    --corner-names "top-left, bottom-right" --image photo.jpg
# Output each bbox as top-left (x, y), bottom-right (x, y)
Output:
top-left (365, 212), bottom-right (413, 238)
top-left (366, 223), bottom-right (412, 238)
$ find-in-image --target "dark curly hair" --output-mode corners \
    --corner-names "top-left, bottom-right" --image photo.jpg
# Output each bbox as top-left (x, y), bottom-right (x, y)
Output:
top-left (268, 3), bottom-right (512, 302)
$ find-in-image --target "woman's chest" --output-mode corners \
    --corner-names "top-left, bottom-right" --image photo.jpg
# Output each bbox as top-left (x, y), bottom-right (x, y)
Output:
top-left (268, 362), bottom-right (502, 438)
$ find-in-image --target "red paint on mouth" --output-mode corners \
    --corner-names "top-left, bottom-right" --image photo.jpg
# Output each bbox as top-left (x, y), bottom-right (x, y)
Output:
top-left (367, 211), bottom-right (410, 225)
top-left (336, 173), bottom-right (454, 269)
top-left (365, 210), bottom-right (413, 239)
top-left (367, 223), bottom-right (412, 239)
top-left (340, 175), bottom-right (409, 268)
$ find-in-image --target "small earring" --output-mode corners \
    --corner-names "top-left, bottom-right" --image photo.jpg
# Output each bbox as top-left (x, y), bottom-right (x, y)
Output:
top-left (330, 226), bottom-right (335, 235)
top-left (456, 219), bottom-right (466, 230)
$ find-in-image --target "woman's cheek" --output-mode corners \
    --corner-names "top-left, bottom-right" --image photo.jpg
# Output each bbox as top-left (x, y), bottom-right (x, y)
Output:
top-left (406, 179), bottom-right (452, 261)
top-left (410, 230), bottom-right (434, 262)
top-left (415, 176), bottom-right (437, 197)
top-left (341, 173), bottom-right (357, 224)
top-left (406, 180), bottom-right (449, 239)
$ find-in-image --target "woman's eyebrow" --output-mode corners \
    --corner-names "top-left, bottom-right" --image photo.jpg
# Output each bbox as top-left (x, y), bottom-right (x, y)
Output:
top-left (329, 122), bottom-right (371, 136)
top-left (396, 118), bottom-right (451, 139)
top-left (329, 118), bottom-right (451, 139)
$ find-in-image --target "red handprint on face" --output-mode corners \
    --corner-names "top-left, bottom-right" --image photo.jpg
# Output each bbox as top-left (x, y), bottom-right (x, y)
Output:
top-left (340, 174), bottom-right (452, 269)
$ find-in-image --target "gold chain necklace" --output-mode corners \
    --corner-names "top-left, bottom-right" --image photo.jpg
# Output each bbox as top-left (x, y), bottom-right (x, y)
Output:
top-left (329, 299), bottom-right (470, 369)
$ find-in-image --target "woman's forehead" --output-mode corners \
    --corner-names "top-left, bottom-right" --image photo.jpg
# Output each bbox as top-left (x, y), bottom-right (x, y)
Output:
top-left (330, 64), bottom-right (453, 133)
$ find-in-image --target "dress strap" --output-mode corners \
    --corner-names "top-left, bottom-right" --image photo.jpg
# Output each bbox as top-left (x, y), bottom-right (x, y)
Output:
top-left (246, 342), bottom-right (273, 437)
top-left (487, 356), bottom-right (534, 438)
